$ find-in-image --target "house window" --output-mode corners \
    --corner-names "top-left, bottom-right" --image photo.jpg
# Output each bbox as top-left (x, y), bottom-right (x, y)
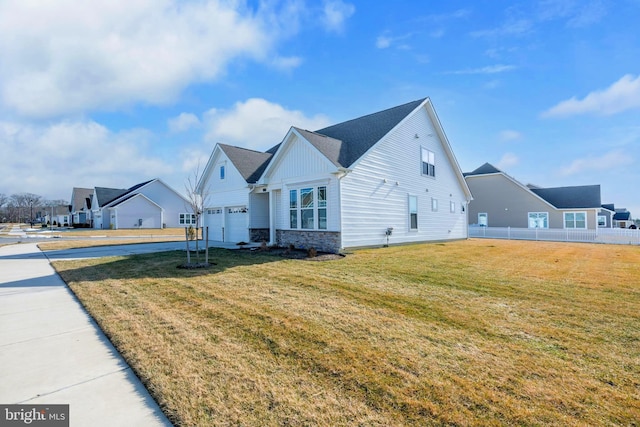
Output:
top-left (409, 195), bottom-right (418, 230)
top-left (289, 186), bottom-right (327, 230)
top-left (220, 165), bottom-right (225, 180)
top-left (421, 148), bottom-right (435, 177)
top-left (564, 212), bottom-right (586, 229)
top-left (478, 213), bottom-right (488, 226)
top-left (450, 201), bottom-right (456, 213)
top-left (431, 198), bottom-right (438, 212)
top-left (179, 213), bottom-right (196, 225)
top-left (289, 190), bottom-right (298, 229)
top-left (300, 188), bottom-right (314, 229)
top-left (598, 215), bottom-right (606, 227)
top-left (528, 212), bottom-right (549, 228)
top-left (318, 186), bottom-right (327, 230)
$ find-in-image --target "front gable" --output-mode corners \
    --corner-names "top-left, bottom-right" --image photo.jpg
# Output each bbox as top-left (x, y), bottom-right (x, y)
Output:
top-left (261, 128), bottom-right (340, 185)
top-left (198, 145), bottom-right (249, 193)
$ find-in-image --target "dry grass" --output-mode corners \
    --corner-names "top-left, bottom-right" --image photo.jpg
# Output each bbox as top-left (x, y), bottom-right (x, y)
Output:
top-left (52, 239), bottom-right (640, 426)
top-left (37, 228), bottom-right (187, 251)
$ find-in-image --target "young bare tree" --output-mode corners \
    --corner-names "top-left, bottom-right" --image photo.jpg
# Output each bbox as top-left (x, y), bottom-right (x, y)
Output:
top-left (184, 162), bottom-right (212, 265)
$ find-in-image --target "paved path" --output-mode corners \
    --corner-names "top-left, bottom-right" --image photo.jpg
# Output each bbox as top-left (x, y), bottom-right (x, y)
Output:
top-left (0, 243), bottom-right (173, 426)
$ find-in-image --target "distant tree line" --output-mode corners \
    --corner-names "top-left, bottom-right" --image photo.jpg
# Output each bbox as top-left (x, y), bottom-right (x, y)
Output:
top-left (0, 192), bottom-right (69, 224)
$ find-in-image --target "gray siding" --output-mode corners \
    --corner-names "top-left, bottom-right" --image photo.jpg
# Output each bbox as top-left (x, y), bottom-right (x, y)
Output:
top-left (467, 174), bottom-right (598, 229)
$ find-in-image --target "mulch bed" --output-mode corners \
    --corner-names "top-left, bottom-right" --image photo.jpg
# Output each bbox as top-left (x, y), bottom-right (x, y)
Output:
top-left (245, 247), bottom-right (345, 261)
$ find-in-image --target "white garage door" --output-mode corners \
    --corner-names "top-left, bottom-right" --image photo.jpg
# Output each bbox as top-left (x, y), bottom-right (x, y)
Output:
top-left (226, 206), bottom-right (248, 243)
top-left (205, 208), bottom-right (223, 241)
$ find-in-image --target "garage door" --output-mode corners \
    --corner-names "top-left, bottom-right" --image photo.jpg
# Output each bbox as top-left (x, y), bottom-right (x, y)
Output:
top-left (226, 206), bottom-right (249, 243)
top-left (204, 208), bottom-right (223, 241)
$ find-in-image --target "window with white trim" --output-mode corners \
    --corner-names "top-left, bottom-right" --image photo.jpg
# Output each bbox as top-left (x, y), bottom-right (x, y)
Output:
top-left (179, 213), bottom-right (196, 225)
top-left (289, 186), bottom-right (327, 230)
top-left (431, 198), bottom-right (438, 212)
top-left (409, 195), bottom-right (418, 230)
top-left (421, 148), bottom-right (435, 177)
top-left (598, 215), bottom-right (606, 227)
top-left (289, 190), bottom-right (298, 229)
top-left (528, 212), bottom-right (549, 228)
top-left (220, 165), bottom-right (225, 180)
top-left (564, 212), bottom-right (586, 229)
top-left (478, 213), bottom-right (488, 226)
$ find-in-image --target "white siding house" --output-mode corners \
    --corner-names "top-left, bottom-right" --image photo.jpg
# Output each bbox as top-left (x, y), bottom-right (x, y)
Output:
top-left (198, 98), bottom-right (472, 252)
top-left (91, 179), bottom-right (192, 229)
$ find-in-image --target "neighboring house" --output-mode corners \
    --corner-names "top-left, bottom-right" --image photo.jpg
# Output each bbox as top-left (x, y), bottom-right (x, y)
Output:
top-left (464, 163), bottom-right (603, 230)
top-left (91, 179), bottom-right (193, 229)
top-left (198, 97), bottom-right (472, 253)
top-left (70, 187), bottom-right (94, 227)
top-left (613, 208), bottom-right (633, 228)
top-left (598, 204), bottom-right (616, 228)
top-left (45, 205), bottom-right (71, 227)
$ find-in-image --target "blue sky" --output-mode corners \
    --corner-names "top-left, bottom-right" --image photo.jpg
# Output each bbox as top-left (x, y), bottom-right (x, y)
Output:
top-left (1, 0), bottom-right (639, 216)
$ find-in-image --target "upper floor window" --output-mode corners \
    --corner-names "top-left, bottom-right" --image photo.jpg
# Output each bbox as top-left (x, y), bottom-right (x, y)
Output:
top-left (564, 212), bottom-right (586, 229)
top-left (421, 148), bottom-right (435, 177)
top-left (220, 165), bottom-right (225, 180)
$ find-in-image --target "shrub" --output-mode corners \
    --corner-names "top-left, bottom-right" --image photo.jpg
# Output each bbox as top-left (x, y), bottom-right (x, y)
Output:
top-left (308, 247), bottom-right (317, 258)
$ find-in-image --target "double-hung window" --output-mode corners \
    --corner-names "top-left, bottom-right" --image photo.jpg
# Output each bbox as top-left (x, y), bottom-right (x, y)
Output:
top-left (564, 212), bottom-right (586, 229)
top-left (421, 148), bottom-right (435, 177)
top-left (290, 186), bottom-right (327, 230)
top-left (409, 195), bottom-right (418, 230)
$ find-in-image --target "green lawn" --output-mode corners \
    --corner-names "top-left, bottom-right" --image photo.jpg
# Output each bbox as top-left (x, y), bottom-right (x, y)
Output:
top-left (52, 239), bottom-right (640, 426)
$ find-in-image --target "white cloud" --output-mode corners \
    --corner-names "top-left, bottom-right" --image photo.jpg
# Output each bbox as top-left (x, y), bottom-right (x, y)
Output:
top-left (559, 149), bottom-right (634, 176)
top-left (0, 119), bottom-right (173, 201)
top-left (375, 32), bottom-right (413, 49)
top-left (204, 98), bottom-right (331, 151)
top-left (168, 113), bottom-right (201, 133)
top-left (321, 0), bottom-right (356, 33)
top-left (537, 0), bottom-right (607, 28)
top-left (542, 74), bottom-right (640, 117)
top-left (496, 152), bottom-right (519, 169)
top-left (499, 130), bottom-right (523, 142)
top-left (0, 0), bottom-right (297, 118)
top-left (447, 64), bottom-right (517, 75)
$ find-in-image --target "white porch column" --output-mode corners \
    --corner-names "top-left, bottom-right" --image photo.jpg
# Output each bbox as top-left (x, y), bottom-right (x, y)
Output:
top-left (269, 190), bottom-right (276, 245)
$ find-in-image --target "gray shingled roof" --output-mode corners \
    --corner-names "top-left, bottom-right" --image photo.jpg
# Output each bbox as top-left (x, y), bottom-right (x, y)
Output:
top-left (71, 187), bottom-right (93, 211)
top-left (94, 187), bottom-right (127, 207)
top-left (217, 99), bottom-right (427, 181)
top-left (294, 128), bottom-right (344, 167)
top-left (313, 98), bottom-right (427, 168)
top-left (613, 210), bottom-right (631, 221)
top-left (219, 144), bottom-right (275, 184)
top-left (530, 185), bottom-right (601, 209)
top-left (463, 162), bottom-right (502, 177)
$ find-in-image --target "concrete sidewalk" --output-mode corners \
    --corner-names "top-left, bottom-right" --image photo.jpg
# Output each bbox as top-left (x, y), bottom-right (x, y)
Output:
top-left (0, 243), bottom-right (173, 426)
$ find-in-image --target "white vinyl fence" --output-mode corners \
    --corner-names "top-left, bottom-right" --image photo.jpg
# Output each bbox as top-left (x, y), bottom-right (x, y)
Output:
top-left (469, 226), bottom-right (640, 245)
